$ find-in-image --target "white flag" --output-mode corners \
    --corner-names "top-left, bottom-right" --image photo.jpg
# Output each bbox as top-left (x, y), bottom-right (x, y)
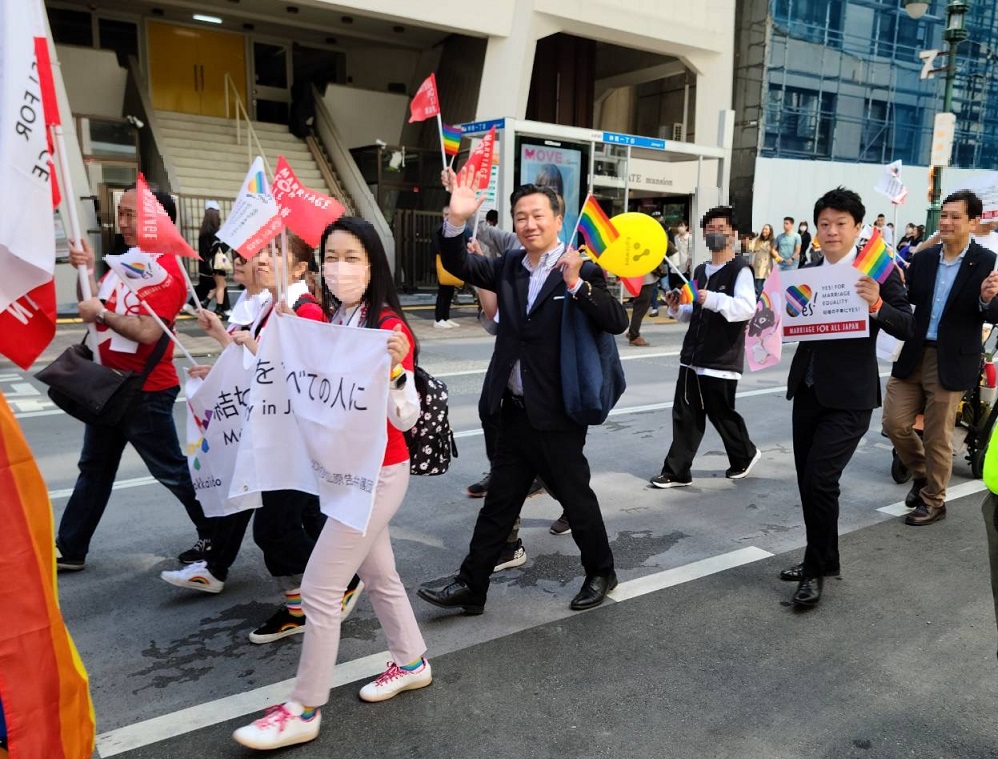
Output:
top-left (103, 248), bottom-right (173, 299)
top-left (0, 0), bottom-right (56, 312)
top-left (874, 160), bottom-right (908, 205)
top-left (186, 344), bottom-right (260, 517)
top-left (217, 156), bottom-right (282, 258)
top-left (231, 314), bottom-right (390, 533)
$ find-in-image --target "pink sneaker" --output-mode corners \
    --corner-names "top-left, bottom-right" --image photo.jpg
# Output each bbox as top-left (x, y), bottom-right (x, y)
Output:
top-left (232, 701), bottom-right (320, 749)
top-left (358, 659), bottom-right (433, 703)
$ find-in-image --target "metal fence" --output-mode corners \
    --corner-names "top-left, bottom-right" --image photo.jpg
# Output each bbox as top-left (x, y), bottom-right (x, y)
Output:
top-left (393, 209), bottom-right (440, 292)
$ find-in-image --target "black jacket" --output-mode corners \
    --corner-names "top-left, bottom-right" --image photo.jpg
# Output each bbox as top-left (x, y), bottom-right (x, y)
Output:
top-left (440, 231), bottom-right (628, 430)
top-left (787, 262), bottom-right (914, 410)
top-left (893, 240), bottom-right (998, 391)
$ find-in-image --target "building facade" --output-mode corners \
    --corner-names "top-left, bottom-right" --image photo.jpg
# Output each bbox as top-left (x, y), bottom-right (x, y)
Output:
top-left (733, 0), bottom-right (998, 234)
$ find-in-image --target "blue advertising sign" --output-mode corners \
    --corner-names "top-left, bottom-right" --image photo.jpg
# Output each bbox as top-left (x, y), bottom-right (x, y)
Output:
top-left (601, 131), bottom-right (666, 150)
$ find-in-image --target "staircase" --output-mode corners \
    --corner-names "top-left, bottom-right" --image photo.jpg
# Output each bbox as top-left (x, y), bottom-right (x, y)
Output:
top-left (154, 111), bottom-right (345, 203)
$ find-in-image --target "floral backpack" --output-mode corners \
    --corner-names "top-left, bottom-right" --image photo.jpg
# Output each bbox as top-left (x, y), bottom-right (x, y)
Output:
top-left (405, 366), bottom-right (457, 476)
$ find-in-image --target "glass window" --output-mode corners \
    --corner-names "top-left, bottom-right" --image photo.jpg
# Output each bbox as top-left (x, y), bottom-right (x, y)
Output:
top-left (772, 0), bottom-right (844, 47)
top-left (764, 84), bottom-right (835, 158)
top-left (98, 18), bottom-right (138, 67)
top-left (860, 100), bottom-right (889, 162)
top-left (48, 7), bottom-right (93, 47)
top-left (892, 103), bottom-right (924, 166)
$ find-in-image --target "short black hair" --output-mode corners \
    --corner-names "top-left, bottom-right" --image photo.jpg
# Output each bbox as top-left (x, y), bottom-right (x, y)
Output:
top-left (122, 182), bottom-right (177, 224)
top-left (485, 209), bottom-right (498, 224)
top-left (813, 187), bottom-right (865, 225)
top-left (944, 189), bottom-right (984, 219)
top-left (876, 213), bottom-right (886, 219)
top-left (700, 206), bottom-right (738, 232)
top-left (783, 216), bottom-right (794, 224)
top-left (509, 184), bottom-right (561, 218)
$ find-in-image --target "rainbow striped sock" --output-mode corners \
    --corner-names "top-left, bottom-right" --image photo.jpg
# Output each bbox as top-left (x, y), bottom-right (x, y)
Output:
top-left (400, 658), bottom-right (423, 672)
top-left (285, 589), bottom-right (304, 619)
top-left (300, 706), bottom-right (317, 721)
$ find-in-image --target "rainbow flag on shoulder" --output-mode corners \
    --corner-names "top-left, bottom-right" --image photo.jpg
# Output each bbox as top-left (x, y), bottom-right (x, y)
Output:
top-left (577, 195), bottom-right (619, 256)
top-left (854, 227), bottom-right (895, 283)
top-left (441, 123), bottom-right (462, 157)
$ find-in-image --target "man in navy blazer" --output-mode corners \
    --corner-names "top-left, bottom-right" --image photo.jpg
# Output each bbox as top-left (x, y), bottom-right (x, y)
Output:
top-left (884, 190), bottom-right (998, 526)
top-left (418, 170), bottom-right (628, 613)
top-left (781, 187), bottom-right (915, 608)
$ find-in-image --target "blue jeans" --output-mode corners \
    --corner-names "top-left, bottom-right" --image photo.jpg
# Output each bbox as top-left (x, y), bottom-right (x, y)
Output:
top-left (57, 386), bottom-right (211, 561)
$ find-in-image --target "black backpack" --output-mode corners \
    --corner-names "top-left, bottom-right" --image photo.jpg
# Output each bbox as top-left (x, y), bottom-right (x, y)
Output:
top-left (377, 314), bottom-right (457, 475)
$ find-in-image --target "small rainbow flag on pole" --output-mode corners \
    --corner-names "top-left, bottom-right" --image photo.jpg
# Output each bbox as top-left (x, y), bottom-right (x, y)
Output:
top-left (576, 195), bottom-right (620, 256)
top-left (441, 123), bottom-right (462, 158)
top-left (679, 280), bottom-right (699, 305)
top-left (853, 227), bottom-right (894, 284)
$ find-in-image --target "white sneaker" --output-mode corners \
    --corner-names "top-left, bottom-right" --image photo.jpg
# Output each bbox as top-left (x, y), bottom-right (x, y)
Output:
top-left (726, 448), bottom-right (763, 480)
top-left (358, 659), bottom-right (433, 703)
top-left (160, 561), bottom-right (225, 594)
top-left (445, 319), bottom-right (460, 328)
top-left (232, 701), bottom-right (320, 749)
top-left (181, 303), bottom-right (198, 316)
top-left (433, 320), bottom-right (454, 329)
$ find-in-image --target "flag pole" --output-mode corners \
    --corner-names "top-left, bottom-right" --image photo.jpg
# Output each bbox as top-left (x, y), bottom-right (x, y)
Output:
top-left (176, 258), bottom-right (206, 316)
top-left (471, 213), bottom-right (480, 239)
top-left (110, 273), bottom-right (197, 365)
top-left (662, 255), bottom-right (692, 287)
top-left (436, 114), bottom-right (448, 171)
top-left (565, 194), bottom-right (591, 250)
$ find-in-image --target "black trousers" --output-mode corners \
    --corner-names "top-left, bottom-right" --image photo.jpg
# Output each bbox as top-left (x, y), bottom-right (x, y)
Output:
top-left (206, 490), bottom-right (323, 581)
top-left (791, 385), bottom-right (872, 576)
top-left (627, 283), bottom-right (657, 339)
top-left (458, 398), bottom-right (613, 598)
top-left (434, 285), bottom-right (455, 322)
top-left (662, 367), bottom-right (756, 479)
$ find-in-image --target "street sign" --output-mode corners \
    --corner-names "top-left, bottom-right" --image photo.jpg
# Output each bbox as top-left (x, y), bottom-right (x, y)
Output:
top-left (461, 118), bottom-right (505, 135)
top-left (600, 131), bottom-right (667, 150)
top-left (930, 112), bottom-right (956, 167)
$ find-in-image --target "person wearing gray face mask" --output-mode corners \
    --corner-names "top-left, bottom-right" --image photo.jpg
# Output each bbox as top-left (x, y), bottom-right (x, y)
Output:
top-left (650, 205), bottom-right (761, 489)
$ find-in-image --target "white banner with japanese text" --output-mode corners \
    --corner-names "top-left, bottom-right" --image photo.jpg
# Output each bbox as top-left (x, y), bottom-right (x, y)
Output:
top-left (230, 314), bottom-right (390, 533)
top-left (185, 344), bottom-right (260, 516)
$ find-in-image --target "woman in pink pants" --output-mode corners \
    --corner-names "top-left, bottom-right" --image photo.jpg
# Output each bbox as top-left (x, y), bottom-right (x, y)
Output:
top-left (234, 217), bottom-right (429, 750)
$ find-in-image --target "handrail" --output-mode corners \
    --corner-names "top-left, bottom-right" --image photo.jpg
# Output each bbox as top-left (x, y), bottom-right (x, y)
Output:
top-left (304, 133), bottom-right (355, 214)
top-left (223, 73), bottom-right (273, 180)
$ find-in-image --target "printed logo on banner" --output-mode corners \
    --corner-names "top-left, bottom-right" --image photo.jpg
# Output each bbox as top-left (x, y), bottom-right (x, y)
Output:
top-left (785, 285), bottom-right (814, 317)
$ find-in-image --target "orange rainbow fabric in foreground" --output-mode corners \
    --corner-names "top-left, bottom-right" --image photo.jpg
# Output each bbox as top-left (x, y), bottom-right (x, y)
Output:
top-left (0, 393), bottom-right (95, 758)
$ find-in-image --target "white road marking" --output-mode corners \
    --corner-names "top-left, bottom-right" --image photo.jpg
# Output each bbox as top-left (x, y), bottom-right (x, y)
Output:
top-left (610, 546), bottom-right (774, 602)
top-left (434, 350), bottom-right (682, 378)
top-left (876, 479), bottom-right (988, 516)
top-left (94, 546), bottom-right (772, 755)
top-left (95, 651), bottom-right (391, 756)
top-left (48, 476), bottom-right (157, 501)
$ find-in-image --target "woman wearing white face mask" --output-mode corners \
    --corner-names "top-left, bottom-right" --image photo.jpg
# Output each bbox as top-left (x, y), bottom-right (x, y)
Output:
top-left (233, 217), bottom-right (427, 751)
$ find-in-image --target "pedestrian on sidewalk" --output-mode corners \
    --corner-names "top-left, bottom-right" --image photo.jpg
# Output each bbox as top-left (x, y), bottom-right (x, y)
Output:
top-left (650, 205), bottom-right (760, 490)
top-left (233, 217), bottom-right (430, 750)
top-left (433, 206), bottom-right (465, 329)
top-left (779, 187), bottom-right (913, 608)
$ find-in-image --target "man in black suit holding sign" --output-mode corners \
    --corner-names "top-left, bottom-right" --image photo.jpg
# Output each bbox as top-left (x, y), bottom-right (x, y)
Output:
top-left (782, 187), bottom-right (914, 608)
top-left (418, 170), bottom-right (628, 613)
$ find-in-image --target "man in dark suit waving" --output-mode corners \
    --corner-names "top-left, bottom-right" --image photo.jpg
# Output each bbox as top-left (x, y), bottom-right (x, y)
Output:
top-left (782, 187), bottom-right (914, 607)
top-left (884, 190), bottom-right (998, 526)
top-left (418, 170), bottom-right (628, 613)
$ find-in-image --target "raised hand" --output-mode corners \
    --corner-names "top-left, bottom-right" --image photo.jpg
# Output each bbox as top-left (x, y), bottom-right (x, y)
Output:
top-left (446, 166), bottom-right (485, 226)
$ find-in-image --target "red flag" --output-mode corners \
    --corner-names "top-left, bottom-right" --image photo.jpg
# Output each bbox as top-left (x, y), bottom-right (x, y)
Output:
top-left (135, 174), bottom-right (199, 258)
top-left (408, 73), bottom-right (440, 123)
top-left (33, 37), bottom-right (61, 207)
top-left (457, 126), bottom-right (496, 191)
top-left (0, 284), bottom-right (57, 370)
top-left (621, 276), bottom-right (643, 297)
top-left (272, 156), bottom-right (345, 247)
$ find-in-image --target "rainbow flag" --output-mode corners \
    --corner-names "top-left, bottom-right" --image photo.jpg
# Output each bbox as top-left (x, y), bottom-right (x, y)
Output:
top-left (247, 169), bottom-right (266, 194)
top-left (854, 227), bottom-right (894, 283)
top-left (577, 195), bottom-right (619, 256)
top-left (0, 392), bottom-right (95, 758)
top-left (679, 280), bottom-right (699, 305)
top-left (441, 123), bottom-right (462, 157)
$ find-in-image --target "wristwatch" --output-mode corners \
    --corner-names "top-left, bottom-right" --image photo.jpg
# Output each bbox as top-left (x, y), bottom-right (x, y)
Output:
top-left (390, 370), bottom-right (407, 390)
top-left (96, 308), bottom-right (108, 325)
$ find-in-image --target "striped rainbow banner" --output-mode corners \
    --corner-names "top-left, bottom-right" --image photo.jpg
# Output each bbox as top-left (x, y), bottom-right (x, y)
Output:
top-left (577, 195), bottom-right (620, 257)
top-left (853, 227), bottom-right (894, 284)
top-left (0, 393), bottom-right (95, 758)
top-left (441, 123), bottom-right (462, 157)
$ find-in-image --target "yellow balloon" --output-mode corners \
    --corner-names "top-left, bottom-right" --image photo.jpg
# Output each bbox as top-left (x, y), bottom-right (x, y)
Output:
top-left (596, 212), bottom-right (668, 278)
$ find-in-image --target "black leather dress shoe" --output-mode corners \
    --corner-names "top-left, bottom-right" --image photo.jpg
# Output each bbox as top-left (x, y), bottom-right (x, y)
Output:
top-left (569, 571), bottom-right (618, 611)
top-left (417, 579), bottom-right (485, 615)
top-left (906, 477), bottom-right (927, 509)
top-left (791, 575), bottom-right (823, 607)
top-left (779, 563), bottom-right (840, 582)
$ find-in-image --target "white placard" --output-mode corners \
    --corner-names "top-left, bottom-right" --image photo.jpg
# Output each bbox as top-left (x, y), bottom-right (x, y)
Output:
top-left (781, 265), bottom-right (869, 342)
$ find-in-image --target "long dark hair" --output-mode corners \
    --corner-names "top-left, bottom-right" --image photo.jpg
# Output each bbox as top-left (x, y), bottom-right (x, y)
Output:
top-left (200, 208), bottom-right (220, 237)
top-left (319, 216), bottom-right (418, 355)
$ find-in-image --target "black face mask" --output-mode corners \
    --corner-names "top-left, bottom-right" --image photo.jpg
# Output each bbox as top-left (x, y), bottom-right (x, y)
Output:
top-left (705, 232), bottom-right (727, 252)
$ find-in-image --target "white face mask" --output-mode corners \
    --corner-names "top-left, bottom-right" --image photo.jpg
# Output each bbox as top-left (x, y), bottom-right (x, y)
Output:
top-left (323, 261), bottom-right (369, 305)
